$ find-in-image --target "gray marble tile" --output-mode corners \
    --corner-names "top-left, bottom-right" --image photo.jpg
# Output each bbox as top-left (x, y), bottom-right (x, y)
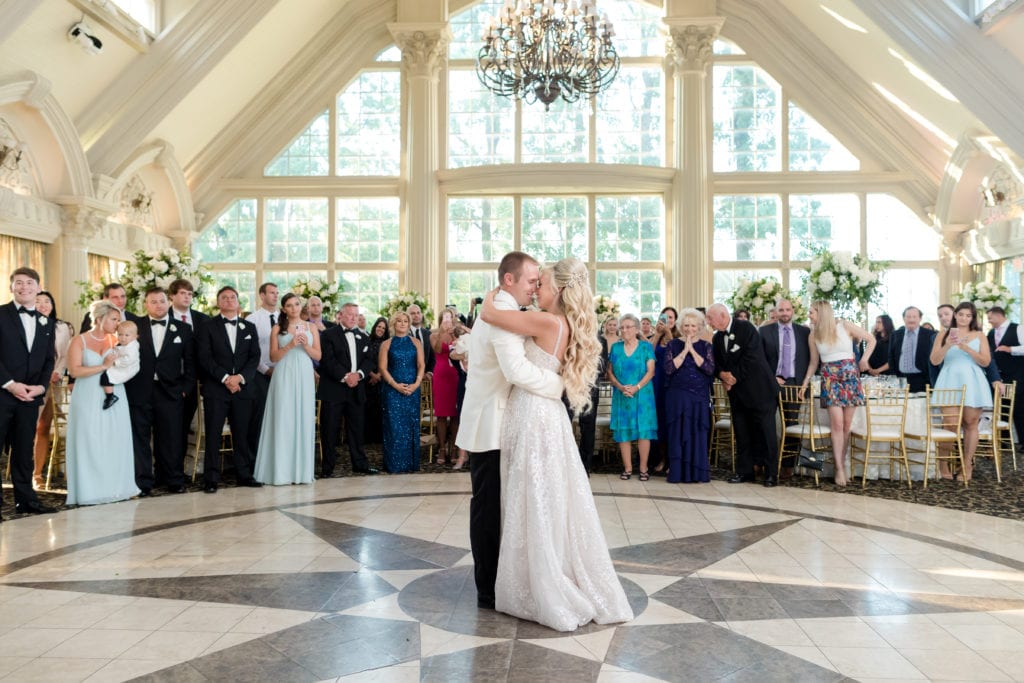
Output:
top-left (507, 641), bottom-right (602, 681)
top-left (420, 641), bottom-right (513, 682)
top-left (713, 597), bottom-right (790, 621)
top-left (777, 599), bottom-right (856, 619)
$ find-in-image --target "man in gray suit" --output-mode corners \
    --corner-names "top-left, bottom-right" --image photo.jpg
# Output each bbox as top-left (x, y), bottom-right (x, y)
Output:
top-left (759, 299), bottom-right (811, 478)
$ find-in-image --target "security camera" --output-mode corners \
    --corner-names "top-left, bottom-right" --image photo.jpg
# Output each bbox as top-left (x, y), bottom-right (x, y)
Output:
top-left (68, 22), bottom-right (103, 54)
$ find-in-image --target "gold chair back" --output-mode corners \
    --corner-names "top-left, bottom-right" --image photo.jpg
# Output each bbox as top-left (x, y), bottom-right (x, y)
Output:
top-left (711, 380), bottom-right (735, 470)
top-left (420, 376), bottom-right (438, 462)
top-left (905, 386), bottom-right (966, 488)
top-left (594, 381), bottom-right (614, 462)
top-left (190, 396), bottom-right (234, 482)
top-left (777, 384), bottom-right (831, 485)
top-left (44, 381), bottom-right (72, 489)
top-left (849, 386), bottom-right (911, 488)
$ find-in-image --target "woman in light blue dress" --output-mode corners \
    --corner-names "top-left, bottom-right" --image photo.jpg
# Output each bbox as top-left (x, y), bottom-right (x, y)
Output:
top-left (930, 301), bottom-right (992, 482)
top-left (255, 293), bottom-right (320, 485)
top-left (66, 301), bottom-right (139, 506)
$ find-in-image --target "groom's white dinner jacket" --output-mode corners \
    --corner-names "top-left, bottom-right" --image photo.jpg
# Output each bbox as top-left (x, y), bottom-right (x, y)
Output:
top-left (456, 289), bottom-right (564, 452)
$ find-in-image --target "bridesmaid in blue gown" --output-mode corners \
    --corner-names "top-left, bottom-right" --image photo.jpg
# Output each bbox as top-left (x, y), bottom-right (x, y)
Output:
top-left (66, 301), bottom-right (139, 506)
top-left (379, 311), bottom-right (425, 473)
top-left (662, 309), bottom-right (715, 483)
top-left (255, 293), bottom-right (320, 485)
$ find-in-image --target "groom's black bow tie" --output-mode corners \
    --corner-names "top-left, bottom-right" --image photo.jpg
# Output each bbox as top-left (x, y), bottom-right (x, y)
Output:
top-left (223, 318), bottom-right (238, 326)
top-left (150, 319), bottom-right (166, 326)
top-left (17, 306), bottom-right (35, 316)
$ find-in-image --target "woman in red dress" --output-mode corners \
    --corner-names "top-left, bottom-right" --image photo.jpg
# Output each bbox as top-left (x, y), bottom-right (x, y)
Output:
top-left (430, 307), bottom-right (460, 463)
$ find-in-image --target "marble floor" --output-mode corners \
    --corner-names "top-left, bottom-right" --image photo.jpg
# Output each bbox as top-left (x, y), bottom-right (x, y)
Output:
top-left (3, 474), bottom-right (1024, 682)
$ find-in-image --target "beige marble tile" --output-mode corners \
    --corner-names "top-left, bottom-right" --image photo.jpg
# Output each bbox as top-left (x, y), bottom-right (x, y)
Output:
top-left (819, 646), bottom-right (925, 680)
top-left (229, 607), bottom-right (323, 634)
top-left (117, 629), bottom-right (222, 661)
top-left (159, 604), bottom-right (254, 633)
top-left (2, 628), bottom-right (81, 658)
top-left (899, 647), bottom-right (1013, 681)
top-left (3, 656), bottom-right (108, 682)
top-left (82, 658), bottom-right (179, 682)
top-left (41, 628), bottom-right (150, 659)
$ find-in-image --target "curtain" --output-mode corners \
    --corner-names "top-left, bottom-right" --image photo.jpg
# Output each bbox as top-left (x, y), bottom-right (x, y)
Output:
top-left (0, 234), bottom-right (46, 303)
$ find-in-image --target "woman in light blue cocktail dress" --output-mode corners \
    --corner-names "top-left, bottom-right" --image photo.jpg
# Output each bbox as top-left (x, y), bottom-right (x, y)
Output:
top-left (254, 293), bottom-right (320, 485)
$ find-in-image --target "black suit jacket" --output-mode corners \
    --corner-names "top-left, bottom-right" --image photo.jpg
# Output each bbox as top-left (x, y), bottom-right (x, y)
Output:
top-left (413, 327), bottom-right (435, 373)
top-left (126, 318), bottom-right (196, 403)
top-left (0, 302), bottom-right (55, 408)
top-left (989, 323), bottom-right (1024, 383)
top-left (195, 315), bottom-right (260, 398)
top-left (759, 322), bottom-right (811, 382)
top-left (889, 326), bottom-right (935, 377)
top-left (713, 319), bottom-right (779, 410)
top-left (318, 326), bottom-right (373, 403)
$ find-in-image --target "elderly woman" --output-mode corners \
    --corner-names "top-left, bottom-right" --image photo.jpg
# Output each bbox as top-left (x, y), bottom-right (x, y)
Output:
top-left (662, 309), bottom-right (715, 483)
top-left (32, 290), bottom-right (74, 489)
top-left (607, 313), bottom-right (657, 480)
top-left (650, 306), bottom-right (679, 474)
top-left (379, 311), bottom-right (425, 473)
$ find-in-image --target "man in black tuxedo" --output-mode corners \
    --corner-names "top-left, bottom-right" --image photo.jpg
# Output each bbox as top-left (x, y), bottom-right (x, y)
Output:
top-left (125, 287), bottom-right (195, 496)
top-left (318, 302), bottom-right (377, 476)
top-left (194, 286), bottom-right (264, 493)
top-left (408, 304), bottom-right (435, 377)
top-left (80, 283), bottom-right (138, 333)
top-left (708, 303), bottom-right (780, 487)
top-left (169, 278), bottom-right (210, 465)
top-left (760, 298), bottom-right (811, 477)
top-left (987, 306), bottom-right (1024, 443)
top-left (0, 267), bottom-right (57, 516)
top-left (889, 306), bottom-right (935, 393)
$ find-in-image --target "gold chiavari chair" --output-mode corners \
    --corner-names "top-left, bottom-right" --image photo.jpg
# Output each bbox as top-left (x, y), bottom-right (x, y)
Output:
top-left (44, 381), bottom-right (71, 489)
top-left (711, 380), bottom-right (735, 471)
top-left (849, 386), bottom-right (911, 488)
top-left (190, 396), bottom-right (234, 482)
top-left (905, 386), bottom-right (966, 488)
top-left (986, 381), bottom-right (1018, 475)
top-left (420, 376), bottom-right (438, 462)
top-left (777, 385), bottom-right (832, 486)
top-left (594, 382), bottom-right (615, 463)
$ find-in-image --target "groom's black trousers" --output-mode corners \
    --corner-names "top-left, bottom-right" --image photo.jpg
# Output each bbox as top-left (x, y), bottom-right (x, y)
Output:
top-left (469, 449), bottom-right (501, 606)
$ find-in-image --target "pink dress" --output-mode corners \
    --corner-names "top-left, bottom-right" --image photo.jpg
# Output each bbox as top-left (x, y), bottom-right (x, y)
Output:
top-left (432, 341), bottom-right (458, 417)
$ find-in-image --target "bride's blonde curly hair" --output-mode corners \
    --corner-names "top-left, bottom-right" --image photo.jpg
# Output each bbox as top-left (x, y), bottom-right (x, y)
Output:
top-left (548, 258), bottom-right (601, 415)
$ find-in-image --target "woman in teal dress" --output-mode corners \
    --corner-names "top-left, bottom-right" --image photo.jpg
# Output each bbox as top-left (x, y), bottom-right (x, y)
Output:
top-left (66, 300), bottom-right (139, 506)
top-left (607, 313), bottom-right (657, 481)
top-left (379, 311), bottom-right (425, 473)
top-left (255, 293), bottom-right (320, 485)
top-left (930, 301), bottom-right (992, 482)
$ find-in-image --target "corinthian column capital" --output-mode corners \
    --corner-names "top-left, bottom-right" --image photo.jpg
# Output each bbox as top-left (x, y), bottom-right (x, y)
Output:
top-left (60, 202), bottom-right (108, 249)
top-left (387, 23), bottom-right (451, 80)
top-left (665, 17), bottom-right (724, 75)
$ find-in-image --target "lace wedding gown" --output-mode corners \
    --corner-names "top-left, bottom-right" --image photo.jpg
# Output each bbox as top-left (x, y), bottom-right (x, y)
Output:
top-left (496, 328), bottom-right (633, 632)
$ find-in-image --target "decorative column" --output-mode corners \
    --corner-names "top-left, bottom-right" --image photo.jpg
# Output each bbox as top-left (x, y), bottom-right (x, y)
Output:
top-left (54, 203), bottom-right (106, 324)
top-left (388, 23), bottom-right (450, 315)
top-left (665, 18), bottom-right (723, 308)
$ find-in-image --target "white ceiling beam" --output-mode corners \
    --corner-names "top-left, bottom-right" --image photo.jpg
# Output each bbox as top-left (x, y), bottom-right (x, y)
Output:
top-left (75, 0), bottom-right (281, 175)
top-left (848, 0), bottom-right (1024, 159)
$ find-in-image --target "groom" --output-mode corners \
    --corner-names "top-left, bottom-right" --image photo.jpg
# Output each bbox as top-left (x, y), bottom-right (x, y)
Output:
top-left (456, 251), bottom-right (564, 609)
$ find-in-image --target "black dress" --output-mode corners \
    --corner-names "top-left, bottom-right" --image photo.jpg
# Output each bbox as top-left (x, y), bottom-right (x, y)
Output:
top-left (867, 336), bottom-right (893, 375)
top-left (364, 336), bottom-right (385, 444)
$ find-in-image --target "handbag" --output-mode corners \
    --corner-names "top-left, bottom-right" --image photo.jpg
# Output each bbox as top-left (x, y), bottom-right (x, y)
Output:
top-left (798, 451), bottom-right (825, 471)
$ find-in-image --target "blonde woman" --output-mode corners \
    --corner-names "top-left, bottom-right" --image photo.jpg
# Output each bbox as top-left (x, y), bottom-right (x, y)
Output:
top-left (480, 257), bottom-right (633, 632)
top-left (800, 301), bottom-right (875, 486)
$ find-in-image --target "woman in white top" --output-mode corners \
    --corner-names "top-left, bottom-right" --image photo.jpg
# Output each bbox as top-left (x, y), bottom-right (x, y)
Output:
top-left (800, 301), bottom-right (875, 486)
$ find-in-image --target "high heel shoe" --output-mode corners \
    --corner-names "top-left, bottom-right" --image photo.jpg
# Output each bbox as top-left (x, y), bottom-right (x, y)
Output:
top-left (452, 455), bottom-right (467, 471)
top-left (33, 475), bottom-right (45, 490)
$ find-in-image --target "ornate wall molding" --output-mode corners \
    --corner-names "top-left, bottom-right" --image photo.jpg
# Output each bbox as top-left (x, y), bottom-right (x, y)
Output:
top-left (0, 187), bottom-right (62, 243)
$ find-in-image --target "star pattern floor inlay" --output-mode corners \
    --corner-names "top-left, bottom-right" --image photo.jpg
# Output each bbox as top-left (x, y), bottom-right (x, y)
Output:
top-left (4, 475), bottom-right (1024, 681)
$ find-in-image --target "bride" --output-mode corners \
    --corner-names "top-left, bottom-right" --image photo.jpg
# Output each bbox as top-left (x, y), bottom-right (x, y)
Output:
top-left (481, 257), bottom-right (633, 632)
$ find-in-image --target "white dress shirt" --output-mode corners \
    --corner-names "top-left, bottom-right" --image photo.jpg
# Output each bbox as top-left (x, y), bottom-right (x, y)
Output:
top-left (246, 308), bottom-right (277, 374)
top-left (18, 305), bottom-right (36, 350)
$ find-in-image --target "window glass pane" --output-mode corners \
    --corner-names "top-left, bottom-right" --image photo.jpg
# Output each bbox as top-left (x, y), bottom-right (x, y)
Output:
top-left (448, 0), bottom-right (503, 59)
top-left (449, 69), bottom-right (516, 168)
top-left (195, 199), bottom-right (257, 264)
top-left (595, 196), bottom-right (664, 262)
top-left (521, 96), bottom-right (588, 163)
top-left (213, 271), bottom-right (256, 314)
top-left (264, 198), bottom-right (329, 263)
top-left (336, 198), bottom-right (399, 263)
top-left (866, 194), bottom-right (939, 261)
top-left (521, 197), bottom-right (588, 263)
top-left (337, 71), bottom-right (401, 176)
top-left (110, 0), bottom-right (156, 31)
top-left (447, 197), bottom-right (514, 263)
top-left (595, 269), bottom-right (665, 319)
top-left (713, 65), bottom-right (781, 172)
top-left (713, 195), bottom-right (780, 261)
top-left (788, 194), bottom-right (860, 260)
top-left (713, 38), bottom-right (745, 55)
top-left (339, 270), bottom-right (400, 320)
top-left (601, 0), bottom-right (665, 57)
top-left (713, 269), bottom-right (782, 309)
top-left (265, 110), bottom-right (330, 176)
top-left (596, 67), bottom-right (664, 166)
top-left (448, 270), bottom-right (499, 314)
top-left (788, 102), bottom-right (859, 171)
top-left (867, 268), bottom-right (939, 328)
top-left (1002, 259), bottom-right (1022, 320)
top-left (375, 45), bottom-right (401, 61)
top-left (263, 271), bottom-right (329, 300)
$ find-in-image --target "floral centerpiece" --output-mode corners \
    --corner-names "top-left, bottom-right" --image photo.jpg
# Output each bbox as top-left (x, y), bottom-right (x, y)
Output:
top-left (802, 249), bottom-right (887, 319)
top-left (729, 277), bottom-right (806, 324)
top-left (380, 291), bottom-right (434, 327)
top-left (291, 275), bottom-right (342, 314)
top-left (957, 280), bottom-right (1016, 313)
top-left (594, 295), bottom-right (620, 323)
top-left (77, 248), bottom-right (215, 314)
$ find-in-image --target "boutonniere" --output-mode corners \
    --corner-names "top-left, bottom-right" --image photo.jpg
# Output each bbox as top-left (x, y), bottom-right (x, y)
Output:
top-left (238, 322), bottom-right (246, 330)
top-left (169, 323), bottom-right (177, 332)
top-left (728, 333), bottom-right (735, 341)
top-left (38, 317), bottom-right (48, 327)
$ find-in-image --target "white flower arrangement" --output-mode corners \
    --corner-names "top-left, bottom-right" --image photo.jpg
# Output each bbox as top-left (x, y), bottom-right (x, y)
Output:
top-left (380, 291), bottom-right (435, 327)
top-left (594, 295), bottom-right (621, 323)
top-left (77, 248), bottom-right (215, 314)
top-left (728, 277), bottom-right (806, 324)
top-left (957, 280), bottom-right (1016, 313)
top-left (802, 249), bottom-right (887, 318)
top-left (291, 275), bottom-right (342, 313)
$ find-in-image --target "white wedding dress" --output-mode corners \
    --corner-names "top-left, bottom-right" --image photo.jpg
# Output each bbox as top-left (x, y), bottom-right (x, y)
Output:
top-left (496, 324), bottom-right (633, 632)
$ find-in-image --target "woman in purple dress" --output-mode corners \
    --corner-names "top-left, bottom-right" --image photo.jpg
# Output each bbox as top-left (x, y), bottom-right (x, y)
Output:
top-left (662, 308), bottom-right (715, 483)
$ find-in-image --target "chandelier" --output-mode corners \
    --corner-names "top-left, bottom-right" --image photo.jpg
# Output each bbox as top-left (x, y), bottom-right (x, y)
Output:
top-left (476, 0), bottom-right (620, 110)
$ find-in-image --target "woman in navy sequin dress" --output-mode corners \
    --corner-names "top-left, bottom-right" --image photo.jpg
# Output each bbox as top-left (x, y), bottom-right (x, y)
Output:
top-left (379, 311), bottom-right (424, 473)
top-left (662, 309), bottom-right (715, 483)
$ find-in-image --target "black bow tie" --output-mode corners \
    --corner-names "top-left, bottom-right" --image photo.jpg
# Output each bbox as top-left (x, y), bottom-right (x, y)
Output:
top-left (151, 319), bottom-right (166, 326)
top-left (17, 306), bottom-right (35, 316)
top-left (223, 318), bottom-right (238, 326)
top-left (345, 328), bottom-right (358, 334)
